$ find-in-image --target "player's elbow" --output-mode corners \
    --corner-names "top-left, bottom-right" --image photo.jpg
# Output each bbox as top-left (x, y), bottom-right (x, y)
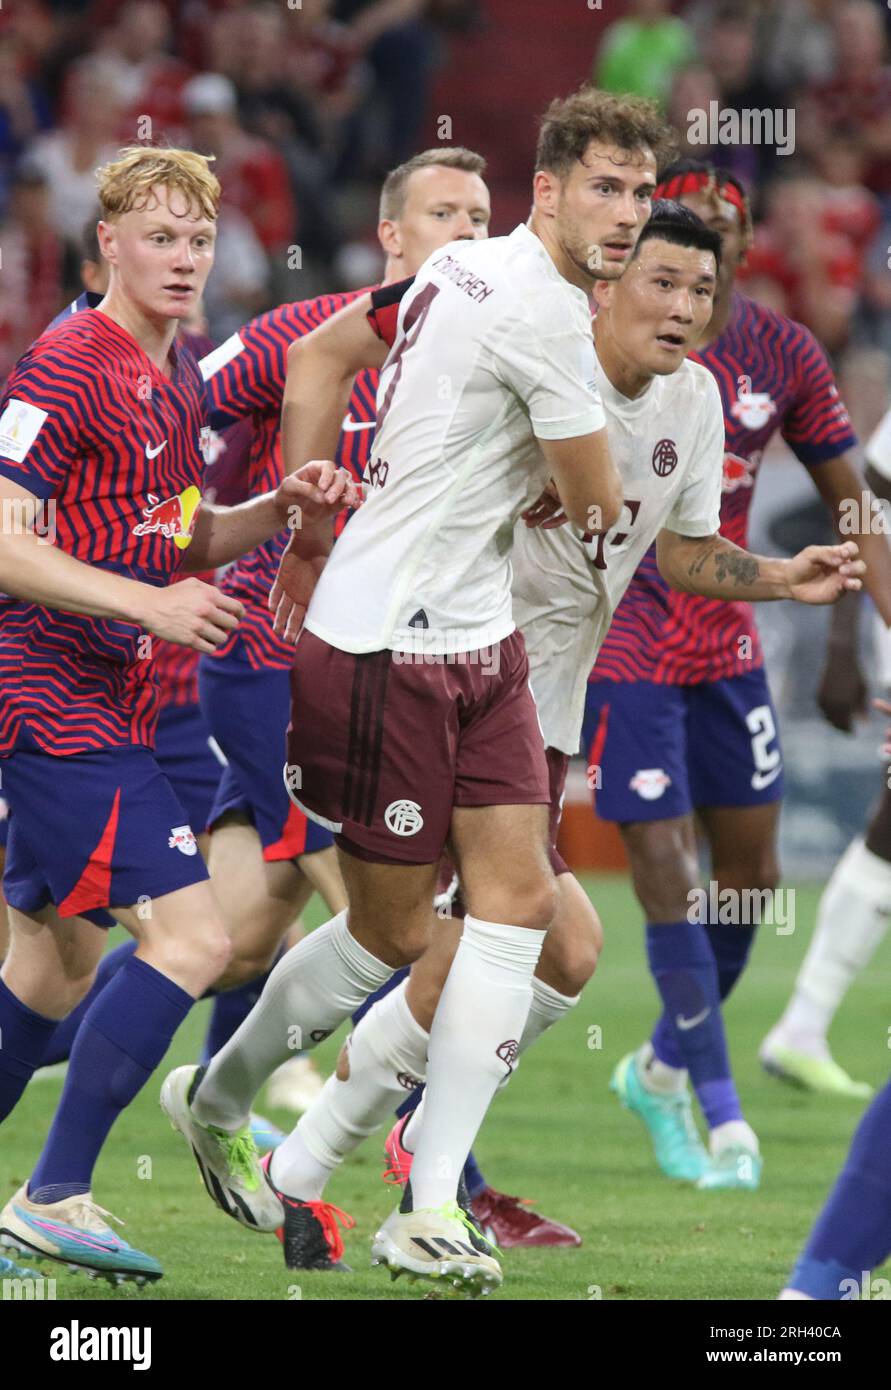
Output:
top-left (567, 478), bottom-right (622, 534)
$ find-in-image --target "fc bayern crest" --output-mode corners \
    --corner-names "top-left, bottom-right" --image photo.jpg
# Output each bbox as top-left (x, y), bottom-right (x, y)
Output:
top-left (652, 439), bottom-right (678, 477)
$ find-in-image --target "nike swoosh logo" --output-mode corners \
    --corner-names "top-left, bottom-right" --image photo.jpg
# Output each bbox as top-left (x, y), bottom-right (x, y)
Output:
top-left (676, 1007), bottom-right (711, 1031)
top-left (341, 415), bottom-right (374, 433)
top-left (145, 440), bottom-right (168, 458)
top-left (751, 766), bottom-right (782, 791)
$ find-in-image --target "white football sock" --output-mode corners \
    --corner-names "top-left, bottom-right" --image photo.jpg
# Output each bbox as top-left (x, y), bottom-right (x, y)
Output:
top-left (710, 1119), bottom-right (759, 1155)
top-left (636, 1039), bottom-right (688, 1095)
top-left (519, 976), bottom-right (579, 1052)
top-left (408, 915), bottom-right (545, 1210)
top-left (192, 911), bottom-right (393, 1130)
top-left (777, 839), bottom-right (891, 1051)
top-left (269, 1131), bottom-right (333, 1202)
top-left (271, 983), bottom-right (429, 1198)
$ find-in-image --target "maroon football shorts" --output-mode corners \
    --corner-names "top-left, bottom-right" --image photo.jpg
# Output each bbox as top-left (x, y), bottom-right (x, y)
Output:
top-left (286, 628), bottom-right (550, 865)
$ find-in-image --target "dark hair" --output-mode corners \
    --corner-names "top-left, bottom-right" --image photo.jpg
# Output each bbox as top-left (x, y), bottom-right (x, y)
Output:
top-left (535, 85), bottom-right (677, 179)
top-left (657, 156), bottom-right (753, 239)
top-left (81, 211), bottom-right (102, 264)
top-left (630, 199), bottom-right (722, 274)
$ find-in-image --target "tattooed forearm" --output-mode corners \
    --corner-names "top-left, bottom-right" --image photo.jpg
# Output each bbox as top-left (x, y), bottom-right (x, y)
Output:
top-left (684, 539), bottom-right (761, 588)
top-left (714, 549), bottom-right (760, 587)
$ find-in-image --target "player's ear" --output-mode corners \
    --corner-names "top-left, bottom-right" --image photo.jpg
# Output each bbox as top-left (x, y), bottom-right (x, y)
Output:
top-left (532, 169), bottom-right (561, 217)
top-left (378, 218), bottom-right (402, 261)
top-left (97, 219), bottom-right (117, 266)
top-left (592, 279), bottom-right (612, 312)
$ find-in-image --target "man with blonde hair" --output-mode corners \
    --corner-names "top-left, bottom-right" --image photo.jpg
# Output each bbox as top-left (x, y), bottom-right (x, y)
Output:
top-left (0, 145), bottom-right (357, 1283)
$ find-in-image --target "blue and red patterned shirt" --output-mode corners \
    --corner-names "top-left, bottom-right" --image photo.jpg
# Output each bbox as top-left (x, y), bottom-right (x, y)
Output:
top-left (0, 308), bottom-right (211, 753)
top-left (200, 292), bottom-right (379, 670)
top-left (592, 293), bottom-right (858, 685)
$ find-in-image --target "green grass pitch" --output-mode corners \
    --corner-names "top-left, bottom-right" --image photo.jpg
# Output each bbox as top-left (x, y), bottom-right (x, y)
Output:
top-left (4, 875), bottom-right (890, 1301)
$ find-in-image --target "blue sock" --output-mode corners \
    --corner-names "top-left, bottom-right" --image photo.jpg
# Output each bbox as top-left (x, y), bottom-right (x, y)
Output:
top-left (352, 966), bottom-right (410, 1026)
top-left (707, 921), bottom-right (757, 1002)
top-left (200, 945), bottom-right (287, 1066)
top-left (650, 923), bottom-right (757, 1070)
top-left (41, 941), bottom-right (138, 1067)
top-left (29, 956), bottom-right (193, 1203)
top-left (645, 921), bottom-right (742, 1128)
top-left (789, 1077), bottom-right (891, 1298)
top-left (0, 975), bottom-right (58, 1123)
top-left (462, 1149), bottom-right (487, 1199)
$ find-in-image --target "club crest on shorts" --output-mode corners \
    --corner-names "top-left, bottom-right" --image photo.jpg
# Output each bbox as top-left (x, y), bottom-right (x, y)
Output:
top-left (629, 768), bottom-right (672, 801)
top-left (384, 800), bottom-right (424, 836)
top-left (496, 1039), bottom-right (519, 1073)
top-left (652, 438), bottom-right (678, 477)
top-left (168, 824), bottom-right (198, 856)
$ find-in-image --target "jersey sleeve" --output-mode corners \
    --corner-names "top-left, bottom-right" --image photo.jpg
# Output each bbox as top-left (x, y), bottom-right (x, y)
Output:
top-left (0, 350), bottom-right (91, 499)
top-left (200, 302), bottom-right (328, 429)
top-left (781, 325), bottom-right (858, 466)
top-left (865, 406), bottom-right (891, 481)
top-left (493, 289), bottom-right (606, 440)
top-left (367, 278), bottom-right (415, 348)
top-left (663, 373), bottom-right (724, 538)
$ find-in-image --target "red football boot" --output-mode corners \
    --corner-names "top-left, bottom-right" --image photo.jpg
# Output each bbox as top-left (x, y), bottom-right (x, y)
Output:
top-left (470, 1186), bottom-right (582, 1249)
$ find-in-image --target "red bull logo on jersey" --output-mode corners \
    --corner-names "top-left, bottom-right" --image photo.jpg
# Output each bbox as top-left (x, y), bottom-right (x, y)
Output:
top-left (730, 387), bottom-right (776, 431)
top-left (168, 824), bottom-right (198, 856)
top-left (133, 486), bottom-right (201, 549)
top-left (721, 451), bottom-right (756, 493)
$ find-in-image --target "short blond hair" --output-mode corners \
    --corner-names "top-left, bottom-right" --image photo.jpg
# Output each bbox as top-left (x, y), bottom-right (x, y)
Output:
top-left (379, 147), bottom-right (487, 222)
top-left (96, 146), bottom-right (221, 222)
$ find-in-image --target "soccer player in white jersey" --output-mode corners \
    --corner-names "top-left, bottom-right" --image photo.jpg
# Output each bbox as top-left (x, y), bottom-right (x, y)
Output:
top-left (167, 196), bottom-right (864, 1291)
top-left (163, 88), bottom-right (677, 1296)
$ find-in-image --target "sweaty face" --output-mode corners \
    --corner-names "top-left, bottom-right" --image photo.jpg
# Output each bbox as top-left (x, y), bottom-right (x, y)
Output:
top-left (676, 187), bottom-right (747, 290)
top-left (101, 184), bottom-right (216, 322)
top-left (552, 141), bottom-right (657, 284)
top-left (388, 165), bottom-right (491, 274)
top-left (604, 237), bottom-right (717, 377)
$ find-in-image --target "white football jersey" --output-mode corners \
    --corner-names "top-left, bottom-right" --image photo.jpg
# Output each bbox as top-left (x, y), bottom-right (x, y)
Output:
top-left (304, 224), bottom-right (606, 654)
top-left (512, 354), bottom-right (725, 754)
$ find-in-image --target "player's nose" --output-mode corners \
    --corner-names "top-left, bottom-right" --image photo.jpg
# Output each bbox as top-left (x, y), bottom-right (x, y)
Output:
top-left (453, 212), bottom-right (477, 239)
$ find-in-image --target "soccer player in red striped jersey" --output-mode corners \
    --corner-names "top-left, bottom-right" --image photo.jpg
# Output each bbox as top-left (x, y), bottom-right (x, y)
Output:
top-left (583, 161), bottom-right (891, 1187)
top-left (0, 146), bottom-right (358, 1283)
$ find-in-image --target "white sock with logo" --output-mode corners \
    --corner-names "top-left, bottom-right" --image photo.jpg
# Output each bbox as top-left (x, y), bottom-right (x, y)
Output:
top-left (518, 976), bottom-right (580, 1052)
top-left (269, 982), bottom-right (429, 1199)
top-left (408, 914), bottom-right (545, 1211)
top-left (192, 912), bottom-right (393, 1131)
top-left (636, 1040), bottom-right (688, 1095)
top-left (772, 839), bottom-right (891, 1055)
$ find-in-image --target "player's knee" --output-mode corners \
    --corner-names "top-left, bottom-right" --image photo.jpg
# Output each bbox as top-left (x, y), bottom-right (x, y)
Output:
top-left (157, 925), bottom-right (233, 992)
top-left (501, 874), bottom-right (558, 932)
top-left (626, 834), bottom-right (695, 920)
top-left (715, 855), bottom-right (780, 898)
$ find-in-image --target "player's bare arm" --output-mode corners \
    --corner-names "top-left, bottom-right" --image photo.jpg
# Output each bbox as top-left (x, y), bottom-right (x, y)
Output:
top-left (270, 297), bottom-right (387, 639)
top-left (183, 459), bottom-right (361, 571)
top-left (537, 432), bottom-right (623, 533)
top-left (0, 473), bottom-right (243, 651)
top-left (807, 453), bottom-right (891, 625)
top-left (657, 527), bottom-right (864, 604)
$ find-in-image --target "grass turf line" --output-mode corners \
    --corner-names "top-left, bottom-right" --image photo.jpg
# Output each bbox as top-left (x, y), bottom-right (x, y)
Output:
top-left (3, 876), bottom-right (890, 1301)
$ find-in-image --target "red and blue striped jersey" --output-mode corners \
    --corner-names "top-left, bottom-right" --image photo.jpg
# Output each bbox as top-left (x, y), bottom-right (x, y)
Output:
top-left (0, 309), bottom-right (210, 754)
top-left (201, 292), bottom-right (379, 670)
top-left (592, 294), bottom-right (858, 685)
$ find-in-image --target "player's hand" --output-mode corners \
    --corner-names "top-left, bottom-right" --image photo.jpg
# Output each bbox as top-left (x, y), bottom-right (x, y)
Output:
top-left (817, 649), bottom-right (868, 732)
top-left (141, 578), bottom-right (244, 653)
top-left (521, 479), bottom-right (568, 530)
top-left (275, 460), bottom-right (363, 529)
top-left (269, 536), bottom-right (326, 645)
top-left (785, 542), bottom-right (864, 605)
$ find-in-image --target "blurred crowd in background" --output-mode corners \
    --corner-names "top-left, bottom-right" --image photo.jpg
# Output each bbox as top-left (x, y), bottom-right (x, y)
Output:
top-left (2, 0), bottom-right (891, 423)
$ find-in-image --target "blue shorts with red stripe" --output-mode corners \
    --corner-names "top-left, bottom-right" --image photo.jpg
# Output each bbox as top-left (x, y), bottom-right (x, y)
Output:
top-left (153, 700), bottom-right (226, 835)
top-left (1, 731), bottom-right (209, 928)
top-left (582, 667), bottom-right (785, 823)
top-left (199, 643), bottom-right (334, 861)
